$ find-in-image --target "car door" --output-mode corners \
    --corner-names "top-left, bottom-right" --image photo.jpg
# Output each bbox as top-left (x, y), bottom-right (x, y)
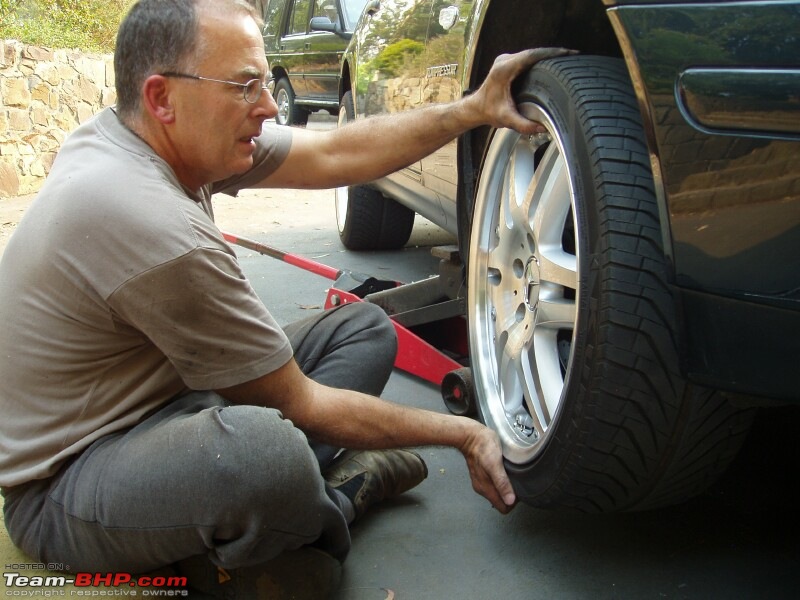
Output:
top-left (418, 0), bottom-right (472, 221)
top-left (352, 0), bottom-right (436, 184)
top-left (280, 0), bottom-right (313, 97)
top-left (303, 0), bottom-right (346, 101)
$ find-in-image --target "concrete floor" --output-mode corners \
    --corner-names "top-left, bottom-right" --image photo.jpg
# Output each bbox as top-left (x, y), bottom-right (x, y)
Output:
top-left (220, 183), bottom-right (800, 600)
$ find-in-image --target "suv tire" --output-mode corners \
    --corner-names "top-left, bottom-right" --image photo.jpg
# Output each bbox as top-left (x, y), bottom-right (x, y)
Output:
top-left (467, 56), bottom-right (755, 512)
top-left (335, 91), bottom-right (415, 250)
top-left (274, 77), bottom-right (308, 126)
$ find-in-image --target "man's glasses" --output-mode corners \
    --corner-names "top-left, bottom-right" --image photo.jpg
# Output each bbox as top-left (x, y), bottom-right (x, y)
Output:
top-left (161, 72), bottom-right (276, 104)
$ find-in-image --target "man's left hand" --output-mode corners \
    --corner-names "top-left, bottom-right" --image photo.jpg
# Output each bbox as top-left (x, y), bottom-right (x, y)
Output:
top-left (467, 48), bottom-right (578, 135)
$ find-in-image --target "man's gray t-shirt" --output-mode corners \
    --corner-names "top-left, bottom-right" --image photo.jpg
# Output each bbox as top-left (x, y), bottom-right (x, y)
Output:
top-left (0, 108), bottom-right (294, 487)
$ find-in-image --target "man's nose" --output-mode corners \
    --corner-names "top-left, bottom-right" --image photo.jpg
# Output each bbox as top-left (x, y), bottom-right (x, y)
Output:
top-left (257, 88), bottom-right (279, 120)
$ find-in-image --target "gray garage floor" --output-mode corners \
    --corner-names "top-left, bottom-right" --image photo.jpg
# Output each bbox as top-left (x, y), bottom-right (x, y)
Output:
top-left (216, 147), bottom-right (800, 598)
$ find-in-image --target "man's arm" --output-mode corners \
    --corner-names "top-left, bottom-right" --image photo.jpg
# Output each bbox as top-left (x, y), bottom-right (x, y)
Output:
top-left (216, 358), bottom-right (516, 513)
top-left (259, 48), bottom-right (574, 190)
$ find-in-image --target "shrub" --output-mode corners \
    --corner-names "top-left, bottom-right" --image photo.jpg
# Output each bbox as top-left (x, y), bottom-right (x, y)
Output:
top-left (0, 0), bottom-right (135, 53)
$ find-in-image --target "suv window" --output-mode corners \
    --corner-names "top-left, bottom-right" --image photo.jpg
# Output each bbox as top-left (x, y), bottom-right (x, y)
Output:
top-left (288, 0), bottom-right (311, 35)
top-left (339, 0), bottom-right (363, 29)
top-left (262, 0), bottom-right (284, 38)
top-left (313, 0), bottom-right (340, 25)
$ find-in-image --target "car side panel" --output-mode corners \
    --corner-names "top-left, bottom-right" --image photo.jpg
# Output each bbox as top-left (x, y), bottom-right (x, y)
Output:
top-left (608, 1), bottom-right (800, 398)
top-left (610, 2), bottom-right (800, 303)
top-left (349, 0), bottom-right (446, 223)
top-left (303, 31), bottom-right (345, 102)
top-left (415, 0), bottom-right (475, 229)
top-left (302, 1), bottom-right (347, 104)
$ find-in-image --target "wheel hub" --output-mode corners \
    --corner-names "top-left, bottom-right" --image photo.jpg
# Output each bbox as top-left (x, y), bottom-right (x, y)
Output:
top-left (523, 256), bottom-right (541, 314)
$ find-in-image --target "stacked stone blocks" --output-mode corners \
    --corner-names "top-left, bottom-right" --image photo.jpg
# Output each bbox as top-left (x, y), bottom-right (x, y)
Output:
top-left (1, 39), bottom-right (116, 197)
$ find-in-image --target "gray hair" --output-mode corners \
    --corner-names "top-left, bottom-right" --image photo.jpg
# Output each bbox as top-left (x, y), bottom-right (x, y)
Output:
top-left (114, 0), bottom-right (261, 121)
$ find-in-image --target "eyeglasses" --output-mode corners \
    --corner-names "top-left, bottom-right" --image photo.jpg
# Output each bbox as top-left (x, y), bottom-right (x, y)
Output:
top-left (161, 72), bottom-right (276, 104)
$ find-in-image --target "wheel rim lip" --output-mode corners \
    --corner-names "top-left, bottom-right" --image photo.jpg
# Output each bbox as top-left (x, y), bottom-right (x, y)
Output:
top-left (468, 103), bottom-right (581, 465)
top-left (275, 88), bottom-right (290, 125)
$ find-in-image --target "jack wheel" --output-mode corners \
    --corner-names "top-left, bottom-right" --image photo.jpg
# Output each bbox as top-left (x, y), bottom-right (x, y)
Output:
top-left (441, 368), bottom-right (476, 417)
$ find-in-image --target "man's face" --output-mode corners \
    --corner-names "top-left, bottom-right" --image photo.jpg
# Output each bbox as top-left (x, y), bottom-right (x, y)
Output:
top-left (167, 9), bottom-right (278, 190)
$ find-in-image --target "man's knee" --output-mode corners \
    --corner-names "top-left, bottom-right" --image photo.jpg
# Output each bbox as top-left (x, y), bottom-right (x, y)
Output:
top-left (349, 302), bottom-right (395, 338)
top-left (344, 302), bottom-right (397, 358)
top-left (203, 405), bottom-right (324, 505)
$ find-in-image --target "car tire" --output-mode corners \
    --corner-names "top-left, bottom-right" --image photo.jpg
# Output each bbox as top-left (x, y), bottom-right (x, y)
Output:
top-left (335, 91), bottom-right (415, 250)
top-left (274, 77), bottom-right (308, 126)
top-left (467, 55), bottom-right (755, 512)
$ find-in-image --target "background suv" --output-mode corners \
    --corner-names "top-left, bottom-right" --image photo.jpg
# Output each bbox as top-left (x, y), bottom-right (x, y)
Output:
top-left (258, 0), bottom-right (367, 125)
top-left (335, 0), bottom-right (800, 512)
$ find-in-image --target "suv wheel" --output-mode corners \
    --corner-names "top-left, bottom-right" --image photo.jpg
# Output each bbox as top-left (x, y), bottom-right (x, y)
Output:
top-left (334, 91), bottom-right (415, 250)
top-left (274, 77), bottom-right (308, 126)
top-left (468, 56), bottom-right (754, 512)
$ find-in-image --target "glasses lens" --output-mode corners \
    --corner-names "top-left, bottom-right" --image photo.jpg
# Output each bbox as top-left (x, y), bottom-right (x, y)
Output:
top-left (244, 79), bottom-right (262, 103)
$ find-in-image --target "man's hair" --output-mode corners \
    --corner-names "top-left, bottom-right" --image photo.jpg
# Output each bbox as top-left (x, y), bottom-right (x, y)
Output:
top-left (114, 0), bottom-right (261, 120)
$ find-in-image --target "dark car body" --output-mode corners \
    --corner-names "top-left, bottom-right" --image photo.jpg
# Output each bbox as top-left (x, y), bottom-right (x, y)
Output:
top-left (258, 0), bottom-right (367, 123)
top-left (341, 0), bottom-right (800, 401)
top-left (335, 0), bottom-right (800, 511)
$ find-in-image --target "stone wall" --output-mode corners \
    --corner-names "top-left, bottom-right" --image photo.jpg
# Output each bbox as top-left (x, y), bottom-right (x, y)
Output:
top-left (364, 75), bottom-right (459, 116)
top-left (0, 39), bottom-right (116, 197)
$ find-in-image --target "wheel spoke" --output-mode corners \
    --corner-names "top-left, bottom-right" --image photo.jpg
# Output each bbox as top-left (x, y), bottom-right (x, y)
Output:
top-left (506, 140), bottom-right (536, 233)
top-left (495, 320), bottom-right (523, 407)
top-left (531, 329), bottom-right (564, 423)
top-left (530, 145), bottom-right (571, 249)
top-left (539, 250), bottom-right (577, 290)
top-left (536, 296), bottom-right (577, 330)
top-left (517, 347), bottom-right (548, 437)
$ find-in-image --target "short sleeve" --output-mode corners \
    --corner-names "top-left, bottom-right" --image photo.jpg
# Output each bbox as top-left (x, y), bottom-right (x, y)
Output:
top-left (107, 247), bottom-right (293, 390)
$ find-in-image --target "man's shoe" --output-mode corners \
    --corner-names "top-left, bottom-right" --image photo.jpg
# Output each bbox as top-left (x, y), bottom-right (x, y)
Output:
top-left (323, 449), bottom-right (428, 521)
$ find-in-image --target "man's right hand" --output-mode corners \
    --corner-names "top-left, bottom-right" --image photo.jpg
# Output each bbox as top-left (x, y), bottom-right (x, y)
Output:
top-left (459, 420), bottom-right (517, 514)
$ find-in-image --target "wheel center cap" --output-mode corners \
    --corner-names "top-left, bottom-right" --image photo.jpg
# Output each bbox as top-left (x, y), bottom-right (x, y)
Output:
top-left (524, 256), bottom-right (541, 312)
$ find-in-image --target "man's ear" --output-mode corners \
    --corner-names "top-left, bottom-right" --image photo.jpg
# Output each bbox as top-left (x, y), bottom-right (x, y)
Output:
top-left (141, 75), bottom-right (176, 124)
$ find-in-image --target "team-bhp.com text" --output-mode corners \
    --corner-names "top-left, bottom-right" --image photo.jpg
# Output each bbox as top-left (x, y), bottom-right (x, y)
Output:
top-left (4, 570), bottom-right (188, 597)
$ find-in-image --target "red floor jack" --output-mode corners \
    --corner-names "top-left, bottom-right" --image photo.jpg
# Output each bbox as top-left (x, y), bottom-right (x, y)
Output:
top-left (222, 231), bottom-right (477, 417)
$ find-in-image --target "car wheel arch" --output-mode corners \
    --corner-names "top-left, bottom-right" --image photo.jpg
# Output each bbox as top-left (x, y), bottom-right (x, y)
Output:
top-left (338, 56), bottom-right (353, 101)
top-left (270, 64), bottom-right (289, 82)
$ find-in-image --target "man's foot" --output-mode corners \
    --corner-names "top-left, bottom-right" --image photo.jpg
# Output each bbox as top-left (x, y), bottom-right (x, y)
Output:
top-left (323, 449), bottom-right (428, 521)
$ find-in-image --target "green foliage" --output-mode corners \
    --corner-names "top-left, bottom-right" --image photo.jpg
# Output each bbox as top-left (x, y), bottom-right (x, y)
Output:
top-left (372, 38), bottom-right (424, 77)
top-left (0, 0), bottom-right (135, 52)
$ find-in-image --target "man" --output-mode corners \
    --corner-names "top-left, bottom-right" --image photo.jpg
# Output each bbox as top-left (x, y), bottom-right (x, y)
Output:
top-left (0, 0), bottom-right (571, 595)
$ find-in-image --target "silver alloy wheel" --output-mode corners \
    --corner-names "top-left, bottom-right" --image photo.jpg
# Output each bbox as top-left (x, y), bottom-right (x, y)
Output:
top-left (275, 87), bottom-right (290, 126)
top-left (334, 99), bottom-right (349, 234)
top-left (468, 103), bottom-right (580, 466)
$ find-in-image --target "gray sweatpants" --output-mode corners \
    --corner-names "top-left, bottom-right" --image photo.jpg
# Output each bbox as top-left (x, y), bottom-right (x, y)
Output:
top-left (2, 302), bottom-right (397, 573)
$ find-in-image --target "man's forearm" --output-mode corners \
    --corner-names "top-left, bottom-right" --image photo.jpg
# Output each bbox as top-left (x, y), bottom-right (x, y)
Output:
top-left (326, 97), bottom-right (483, 186)
top-left (301, 379), bottom-right (478, 452)
top-left (295, 379), bottom-right (515, 511)
top-left (267, 96), bottom-right (482, 190)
